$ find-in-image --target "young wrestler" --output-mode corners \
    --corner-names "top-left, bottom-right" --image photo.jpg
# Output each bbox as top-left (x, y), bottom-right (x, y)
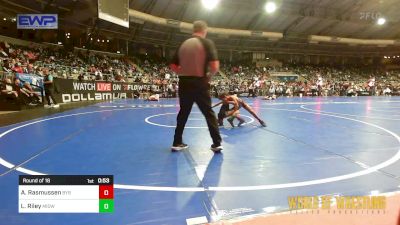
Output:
top-left (213, 93), bottom-right (267, 127)
top-left (226, 108), bottom-right (246, 127)
top-left (215, 101), bottom-right (230, 126)
top-left (213, 98), bottom-right (245, 127)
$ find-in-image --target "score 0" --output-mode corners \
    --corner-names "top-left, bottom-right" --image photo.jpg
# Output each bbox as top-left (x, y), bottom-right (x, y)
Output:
top-left (99, 184), bottom-right (114, 213)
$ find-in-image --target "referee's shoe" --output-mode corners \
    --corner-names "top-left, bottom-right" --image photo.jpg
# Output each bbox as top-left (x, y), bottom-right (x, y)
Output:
top-left (211, 144), bottom-right (223, 153)
top-left (171, 143), bottom-right (189, 152)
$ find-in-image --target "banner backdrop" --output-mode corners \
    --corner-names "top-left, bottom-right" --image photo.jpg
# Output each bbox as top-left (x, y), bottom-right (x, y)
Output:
top-left (16, 73), bottom-right (44, 88)
top-left (53, 79), bottom-right (162, 103)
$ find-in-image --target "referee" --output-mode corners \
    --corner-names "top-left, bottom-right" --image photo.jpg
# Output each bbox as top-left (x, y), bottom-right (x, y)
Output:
top-left (43, 68), bottom-right (59, 108)
top-left (170, 20), bottom-right (222, 152)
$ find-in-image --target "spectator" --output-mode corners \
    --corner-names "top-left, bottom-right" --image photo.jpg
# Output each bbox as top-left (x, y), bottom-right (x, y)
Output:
top-left (78, 73), bottom-right (84, 82)
top-left (13, 63), bottom-right (23, 73)
top-left (1, 78), bottom-right (19, 103)
top-left (22, 81), bottom-right (41, 104)
top-left (383, 86), bottom-right (392, 96)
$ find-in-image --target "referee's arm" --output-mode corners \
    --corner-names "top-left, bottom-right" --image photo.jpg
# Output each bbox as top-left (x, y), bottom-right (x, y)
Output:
top-left (209, 61), bottom-right (220, 75)
top-left (170, 51), bottom-right (181, 73)
top-left (207, 39), bottom-right (220, 75)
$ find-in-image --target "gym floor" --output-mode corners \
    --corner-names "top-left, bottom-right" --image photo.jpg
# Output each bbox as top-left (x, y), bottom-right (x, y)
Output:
top-left (1, 96), bottom-right (400, 225)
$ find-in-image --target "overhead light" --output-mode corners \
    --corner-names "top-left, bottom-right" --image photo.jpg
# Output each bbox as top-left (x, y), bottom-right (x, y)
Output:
top-left (83, 46), bottom-right (85, 48)
top-left (265, 2), bottom-right (277, 14)
top-left (377, 17), bottom-right (386, 25)
top-left (97, 39), bottom-right (100, 42)
top-left (12, 18), bottom-right (16, 22)
top-left (384, 56), bottom-right (387, 58)
top-left (107, 40), bottom-right (109, 42)
top-left (90, 37), bottom-right (93, 41)
top-left (3, 18), bottom-right (6, 21)
top-left (66, 36), bottom-right (70, 39)
top-left (102, 40), bottom-right (104, 42)
top-left (201, 0), bottom-right (220, 10)
top-left (117, 51), bottom-right (120, 54)
top-left (266, 57), bottom-right (270, 60)
top-left (57, 42), bottom-right (62, 45)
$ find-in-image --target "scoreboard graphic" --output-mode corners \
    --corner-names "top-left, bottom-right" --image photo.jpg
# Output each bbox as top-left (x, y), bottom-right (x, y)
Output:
top-left (19, 175), bottom-right (114, 213)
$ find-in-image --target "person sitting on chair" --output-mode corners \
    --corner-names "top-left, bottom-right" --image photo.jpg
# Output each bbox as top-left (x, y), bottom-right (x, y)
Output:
top-left (22, 81), bottom-right (41, 104)
top-left (13, 78), bottom-right (34, 105)
top-left (1, 78), bottom-right (18, 101)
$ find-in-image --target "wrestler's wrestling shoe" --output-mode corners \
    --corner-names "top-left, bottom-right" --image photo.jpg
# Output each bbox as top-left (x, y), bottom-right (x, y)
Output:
top-left (171, 143), bottom-right (189, 152)
top-left (211, 144), bottom-right (223, 153)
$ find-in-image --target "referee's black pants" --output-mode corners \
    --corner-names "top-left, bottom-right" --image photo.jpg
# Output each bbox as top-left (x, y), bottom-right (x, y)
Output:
top-left (173, 77), bottom-right (221, 146)
top-left (44, 88), bottom-right (57, 106)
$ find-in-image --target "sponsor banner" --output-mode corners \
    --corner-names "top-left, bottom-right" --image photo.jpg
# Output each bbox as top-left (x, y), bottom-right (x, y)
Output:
top-left (16, 73), bottom-right (44, 96)
top-left (54, 79), bottom-right (162, 103)
top-left (16, 73), bottom-right (44, 88)
top-left (270, 72), bottom-right (299, 82)
top-left (66, 80), bottom-right (161, 93)
top-left (96, 83), bottom-right (112, 92)
top-left (61, 93), bottom-right (128, 103)
top-left (17, 14), bottom-right (58, 29)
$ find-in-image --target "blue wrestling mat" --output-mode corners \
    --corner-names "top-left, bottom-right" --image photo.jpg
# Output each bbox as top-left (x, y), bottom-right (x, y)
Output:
top-left (1, 96), bottom-right (400, 225)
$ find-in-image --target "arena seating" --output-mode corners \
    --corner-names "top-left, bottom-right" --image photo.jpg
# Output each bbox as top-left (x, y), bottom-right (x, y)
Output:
top-left (1, 40), bottom-right (399, 111)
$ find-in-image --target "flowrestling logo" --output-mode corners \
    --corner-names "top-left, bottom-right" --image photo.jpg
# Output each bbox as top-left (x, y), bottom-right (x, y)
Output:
top-left (17, 14), bottom-right (58, 29)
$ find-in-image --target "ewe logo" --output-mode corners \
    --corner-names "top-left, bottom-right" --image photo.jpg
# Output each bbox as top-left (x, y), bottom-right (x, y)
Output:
top-left (17, 14), bottom-right (58, 29)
